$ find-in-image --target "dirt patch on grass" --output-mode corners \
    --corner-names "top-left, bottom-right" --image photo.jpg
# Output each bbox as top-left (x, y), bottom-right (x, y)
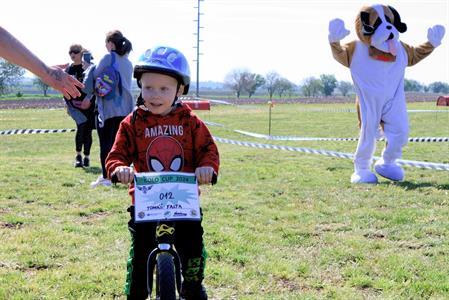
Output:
top-left (0, 93), bottom-right (441, 109)
top-left (0, 98), bottom-right (65, 109)
top-left (207, 92), bottom-right (441, 105)
top-left (0, 222), bottom-right (24, 229)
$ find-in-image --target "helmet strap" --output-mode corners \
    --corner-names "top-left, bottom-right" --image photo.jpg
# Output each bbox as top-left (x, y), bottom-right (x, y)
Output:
top-left (172, 82), bottom-right (181, 106)
top-left (136, 93), bottom-right (144, 106)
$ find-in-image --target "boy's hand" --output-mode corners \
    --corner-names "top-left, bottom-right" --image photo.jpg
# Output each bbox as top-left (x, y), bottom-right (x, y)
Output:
top-left (113, 166), bottom-right (134, 184)
top-left (195, 166), bottom-right (214, 185)
top-left (45, 65), bottom-right (84, 99)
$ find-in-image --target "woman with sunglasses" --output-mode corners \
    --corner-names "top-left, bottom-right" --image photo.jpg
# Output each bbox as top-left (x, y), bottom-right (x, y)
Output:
top-left (64, 44), bottom-right (96, 168)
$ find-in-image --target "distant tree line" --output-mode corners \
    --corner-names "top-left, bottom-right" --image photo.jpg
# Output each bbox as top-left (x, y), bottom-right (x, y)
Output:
top-left (224, 68), bottom-right (449, 98)
top-left (1, 61), bottom-right (449, 98)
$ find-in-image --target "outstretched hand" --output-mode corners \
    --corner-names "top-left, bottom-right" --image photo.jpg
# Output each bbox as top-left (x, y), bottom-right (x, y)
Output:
top-left (44, 65), bottom-right (84, 99)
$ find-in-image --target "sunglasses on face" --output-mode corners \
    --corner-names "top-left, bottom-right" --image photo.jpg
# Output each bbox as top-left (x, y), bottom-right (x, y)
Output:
top-left (69, 50), bottom-right (81, 55)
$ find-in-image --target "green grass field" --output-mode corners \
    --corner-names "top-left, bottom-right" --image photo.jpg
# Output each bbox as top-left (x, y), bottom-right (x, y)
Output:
top-left (0, 102), bottom-right (448, 299)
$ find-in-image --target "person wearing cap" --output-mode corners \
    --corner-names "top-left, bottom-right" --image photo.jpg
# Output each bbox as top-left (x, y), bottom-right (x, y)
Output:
top-left (106, 46), bottom-right (219, 300)
top-left (64, 44), bottom-right (96, 168)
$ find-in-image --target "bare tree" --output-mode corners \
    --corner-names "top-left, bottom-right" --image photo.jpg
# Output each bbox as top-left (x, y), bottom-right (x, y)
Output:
top-left (0, 58), bottom-right (25, 95)
top-left (33, 76), bottom-right (50, 96)
top-left (224, 69), bottom-right (248, 98)
top-left (276, 78), bottom-right (295, 98)
top-left (337, 80), bottom-right (353, 96)
top-left (301, 77), bottom-right (323, 97)
top-left (244, 73), bottom-right (265, 98)
top-left (264, 71), bottom-right (281, 101)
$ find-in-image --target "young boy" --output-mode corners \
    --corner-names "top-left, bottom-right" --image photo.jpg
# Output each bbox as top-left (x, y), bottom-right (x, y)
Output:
top-left (105, 46), bottom-right (219, 300)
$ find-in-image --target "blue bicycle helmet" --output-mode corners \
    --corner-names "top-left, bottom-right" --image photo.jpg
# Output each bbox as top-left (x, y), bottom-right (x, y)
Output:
top-left (134, 46), bottom-right (191, 94)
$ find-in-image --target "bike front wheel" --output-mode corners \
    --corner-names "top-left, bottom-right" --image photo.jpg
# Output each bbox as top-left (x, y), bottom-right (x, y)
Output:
top-left (156, 252), bottom-right (177, 300)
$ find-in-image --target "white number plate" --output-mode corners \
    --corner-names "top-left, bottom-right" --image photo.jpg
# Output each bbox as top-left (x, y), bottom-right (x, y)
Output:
top-left (134, 172), bottom-right (200, 222)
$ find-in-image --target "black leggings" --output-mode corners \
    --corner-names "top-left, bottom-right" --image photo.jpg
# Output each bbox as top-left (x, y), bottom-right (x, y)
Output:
top-left (75, 121), bottom-right (93, 156)
top-left (96, 116), bottom-right (125, 178)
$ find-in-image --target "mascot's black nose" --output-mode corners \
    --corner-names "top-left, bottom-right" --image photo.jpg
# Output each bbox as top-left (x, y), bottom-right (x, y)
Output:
top-left (386, 25), bottom-right (392, 30)
top-left (387, 32), bottom-right (394, 40)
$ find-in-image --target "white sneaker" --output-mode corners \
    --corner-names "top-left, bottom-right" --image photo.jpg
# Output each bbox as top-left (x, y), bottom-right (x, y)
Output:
top-left (90, 175), bottom-right (112, 188)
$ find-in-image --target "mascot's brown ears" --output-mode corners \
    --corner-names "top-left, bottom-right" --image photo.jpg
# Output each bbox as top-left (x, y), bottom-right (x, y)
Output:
top-left (360, 5), bottom-right (407, 36)
top-left (388, 5), bottom-right (407, 33)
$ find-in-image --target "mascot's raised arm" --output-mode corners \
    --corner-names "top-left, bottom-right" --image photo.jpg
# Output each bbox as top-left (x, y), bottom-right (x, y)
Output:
top-left (328, 4), bottom-right (445, 184)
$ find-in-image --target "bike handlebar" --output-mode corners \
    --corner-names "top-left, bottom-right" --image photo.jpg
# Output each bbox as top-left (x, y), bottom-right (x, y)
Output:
top-left (111, 172), bottom-right (217, 185)
top-left (210, 172), bottom-right (218, 185)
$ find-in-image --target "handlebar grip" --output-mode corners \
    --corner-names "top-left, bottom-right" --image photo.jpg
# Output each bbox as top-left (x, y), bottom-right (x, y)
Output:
top-left (111, 173), bottom-right (119, 184)
top-left (211, 172), bottom-right (218, 185)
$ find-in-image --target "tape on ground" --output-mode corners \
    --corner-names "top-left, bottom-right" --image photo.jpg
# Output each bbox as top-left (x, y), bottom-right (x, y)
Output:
top-left (213, 136), bottom-right (449, 171)
top-left (0, 128), bottom-right (76, 135)
top-left (234, 129), bottom-right (449, 142)
top-left (2, 128), bottom-right (447, 171)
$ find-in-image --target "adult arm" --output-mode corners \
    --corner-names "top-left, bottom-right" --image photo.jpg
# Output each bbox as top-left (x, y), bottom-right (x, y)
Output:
top-left (0, 26), bottom-right (83, 99)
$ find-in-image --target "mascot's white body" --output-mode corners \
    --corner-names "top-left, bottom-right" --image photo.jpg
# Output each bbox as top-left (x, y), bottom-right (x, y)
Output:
top-left (328, 4), bottom-right (445, 184)
top-left (351, 39), bottom-right (408, 178)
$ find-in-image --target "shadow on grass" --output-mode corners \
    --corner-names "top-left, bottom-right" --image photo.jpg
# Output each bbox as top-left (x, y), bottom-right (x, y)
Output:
top-left (391, 181), bottom-right (449, 191)
top-left (83, 166), bottom-right (102, 175)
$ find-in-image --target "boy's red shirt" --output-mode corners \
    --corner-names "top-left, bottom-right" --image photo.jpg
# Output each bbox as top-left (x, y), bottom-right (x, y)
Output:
top-left (106, 103), bottom-right (220, 204)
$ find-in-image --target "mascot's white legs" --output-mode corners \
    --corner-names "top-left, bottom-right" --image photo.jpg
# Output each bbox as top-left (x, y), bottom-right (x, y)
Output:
top-left (374, 97), bottom-right (409, 181)
top-left (352, 98), bottom-right (380, 184)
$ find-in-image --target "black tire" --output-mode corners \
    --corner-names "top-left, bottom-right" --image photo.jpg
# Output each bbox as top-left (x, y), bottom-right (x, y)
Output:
top-left (156, 253), bottom-right (177, 300)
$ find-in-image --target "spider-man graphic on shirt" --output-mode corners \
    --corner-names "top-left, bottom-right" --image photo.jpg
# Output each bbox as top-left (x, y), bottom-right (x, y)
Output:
top-left (146, 136), bottom-right (184, 172)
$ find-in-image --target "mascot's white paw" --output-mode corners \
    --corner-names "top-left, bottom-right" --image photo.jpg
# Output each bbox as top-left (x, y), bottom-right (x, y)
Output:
top-left (374, 159), bottom-right (404, 181)
top-left (328, 18), bottom-right (350, 43)
top-left (427, 25), bottom-right (445, 47)
top-left (351, 169), bottom-right (378, 184)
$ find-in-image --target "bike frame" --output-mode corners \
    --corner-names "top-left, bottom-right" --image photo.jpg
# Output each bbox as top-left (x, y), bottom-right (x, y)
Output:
top-left (146, 221), bottom-right (182, 297)
top-left (111, 172), bottom-right (217, 299)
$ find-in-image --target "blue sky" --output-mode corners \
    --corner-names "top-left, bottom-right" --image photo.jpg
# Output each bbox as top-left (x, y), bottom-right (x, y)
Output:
top-left (2, 0), bottom-right (448, 84)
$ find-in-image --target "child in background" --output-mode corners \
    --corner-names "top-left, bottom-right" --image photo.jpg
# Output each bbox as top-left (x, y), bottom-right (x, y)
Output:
top-left (106, 46), bottom-right (219, 300)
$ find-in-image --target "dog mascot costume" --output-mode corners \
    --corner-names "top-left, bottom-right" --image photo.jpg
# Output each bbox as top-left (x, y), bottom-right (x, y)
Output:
top-left (328, 4), bottom-right (445, 183)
